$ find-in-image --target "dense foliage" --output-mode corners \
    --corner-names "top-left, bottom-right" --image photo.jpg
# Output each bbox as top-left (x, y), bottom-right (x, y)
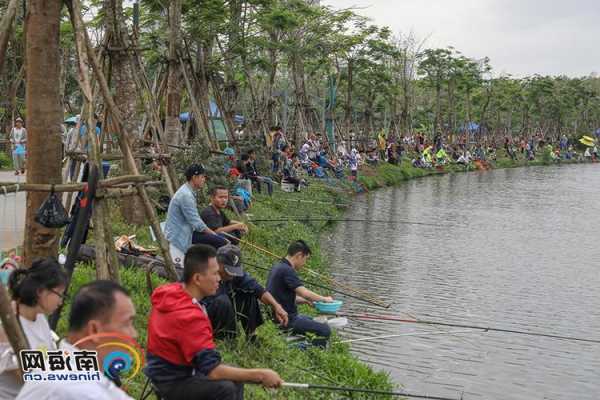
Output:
top-left (1, 0), bottom-right (599, 145)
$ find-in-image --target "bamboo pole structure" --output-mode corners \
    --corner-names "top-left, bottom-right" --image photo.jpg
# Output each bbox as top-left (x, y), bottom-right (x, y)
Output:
top-left (179, 55), bottom-right (217, 150)
top-left (129, 51), bottom-right (178, 196)
top-left (68, 0), bottom-right (178, 282)
top-left (0, 284), bottom-right (29, 382)
top-left (0, 174), bottom-right (155, 195)
top-left (69, 0), bottom-right (118, 281)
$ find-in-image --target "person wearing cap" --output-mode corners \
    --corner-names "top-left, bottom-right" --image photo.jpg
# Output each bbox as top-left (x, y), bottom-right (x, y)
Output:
top-left (165, 164), bottom-right (226, 255)
top-left (9, 117), bottom-right (27, 175)
top-left (145, 245), bottom-right (282, 400)
top-left (266, 240), bottom-right (333, 347)
top-left (203, 245), bottom-right (288, 340)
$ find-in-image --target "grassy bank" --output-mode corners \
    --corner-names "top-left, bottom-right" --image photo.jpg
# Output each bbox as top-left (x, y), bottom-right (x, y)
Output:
top-left (58, 151), bottom-right (587, 398)
top-left (61, 178), bottom-right (394, 399)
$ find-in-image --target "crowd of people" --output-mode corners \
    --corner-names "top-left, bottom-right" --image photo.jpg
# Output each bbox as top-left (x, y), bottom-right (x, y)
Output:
top-left (1, 121), bottom-right (598, 399)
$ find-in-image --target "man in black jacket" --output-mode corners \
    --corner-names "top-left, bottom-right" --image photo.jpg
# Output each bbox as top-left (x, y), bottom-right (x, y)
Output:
top-left (203, 245), bottom-right (288, 339)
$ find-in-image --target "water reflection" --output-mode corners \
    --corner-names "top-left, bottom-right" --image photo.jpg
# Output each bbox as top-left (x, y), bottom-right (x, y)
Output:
top-left (324, 164), bottom-right (600, 399)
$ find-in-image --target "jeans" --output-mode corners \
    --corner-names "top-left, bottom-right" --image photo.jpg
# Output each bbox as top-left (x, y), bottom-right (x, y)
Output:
top-left (155, 376), bottom-right (244, 400)
top-left (287, 315), bottom-right (331, 347)
top-left (192, 232), bottom-right (229, 249)
top-left (256, 176), bottom-right (274, 196)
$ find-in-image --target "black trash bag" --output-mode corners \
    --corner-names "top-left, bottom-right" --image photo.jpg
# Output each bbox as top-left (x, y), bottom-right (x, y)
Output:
top-left (35, 190), bottom-right (71, 228)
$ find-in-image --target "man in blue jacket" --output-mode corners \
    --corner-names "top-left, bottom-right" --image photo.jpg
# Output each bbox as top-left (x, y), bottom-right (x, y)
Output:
top-left (165, 164), bottom-right (228, 255)
top-left (204, 245), bottom-right (288, 339)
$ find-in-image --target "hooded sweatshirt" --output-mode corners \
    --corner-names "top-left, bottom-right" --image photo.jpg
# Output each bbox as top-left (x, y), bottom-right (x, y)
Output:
top-left (144, 283), bottom-right (221, 384)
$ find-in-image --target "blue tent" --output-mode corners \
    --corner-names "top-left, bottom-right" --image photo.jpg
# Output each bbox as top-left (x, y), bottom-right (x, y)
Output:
top-left (180, 100), bottom-right (244, 124)
top-left (459, 122), bottom-right (480, 133)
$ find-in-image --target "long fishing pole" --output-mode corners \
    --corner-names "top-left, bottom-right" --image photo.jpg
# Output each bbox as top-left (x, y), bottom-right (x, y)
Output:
top-left (222, 232), bottom-right (391, 308)
top-left (337, 312), bottom-right (600, 344)
top-left (282, 382), bottom-right (462, 400)
top-left (259, 197), bottom-right (351, 208)
top-left (243, 261), bottom-right (388, 309)
top-left (338, 329), bottom-right (479, 344)
top-left (248, 216), bottom-right (445, 227)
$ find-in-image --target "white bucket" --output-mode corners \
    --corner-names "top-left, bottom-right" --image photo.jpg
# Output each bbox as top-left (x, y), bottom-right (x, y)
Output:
top-left (281, 182), bottom-right (295, 193)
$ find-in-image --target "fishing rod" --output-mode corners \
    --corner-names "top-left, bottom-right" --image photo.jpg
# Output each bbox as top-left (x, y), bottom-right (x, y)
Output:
top-left (338, 329), bottom-right (479, 344)
top-left (337, 312), bottom-right (600, 344)
top-left (282, 382), bottom-right (462, 400)
top-left (259, 197), bottom-right (351, 208)
top-left (222, 232), bottom-right (391, 308)
top-left (243, 261), bottom-right (389, 309)
top-left (248, 216), bottom-right (445, 228)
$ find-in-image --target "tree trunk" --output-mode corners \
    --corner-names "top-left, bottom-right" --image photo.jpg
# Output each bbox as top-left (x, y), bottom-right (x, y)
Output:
top-left (0, 0), bottom-right (18, 74)
top-left (23, 0), bottom-right (63, 265)
top-left (344, 58), bottom-right (354, 135)
top-left (164, 0), bottom-right (183, 146)
top-left (434, 80), bottom-right (442, 134)
top-left (104, 0), bottom-right (145, 225)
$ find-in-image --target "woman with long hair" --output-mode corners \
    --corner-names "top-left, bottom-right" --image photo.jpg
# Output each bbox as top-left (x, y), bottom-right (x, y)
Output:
top-left (0, 258), bottom-right (67, 399)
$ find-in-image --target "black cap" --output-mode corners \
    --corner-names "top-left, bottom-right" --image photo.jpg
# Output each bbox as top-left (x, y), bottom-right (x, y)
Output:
top-left (185, 164), bottom-right (206, 181)
top-left (216, 244), bottom-right (243, 277)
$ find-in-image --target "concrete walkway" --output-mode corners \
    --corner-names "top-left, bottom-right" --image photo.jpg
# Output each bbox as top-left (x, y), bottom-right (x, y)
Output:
top-left (0, 170), bottom-right (26, 251)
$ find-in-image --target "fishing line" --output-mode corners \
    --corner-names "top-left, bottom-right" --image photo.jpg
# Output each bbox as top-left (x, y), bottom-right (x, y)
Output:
top-left (248, 216), bottom-right (447, 228)
top-left (338, 329), bottom-right (479, 344)
top-left (224, 233), bottom-right (391, 308)
top-left (338, 313), bottom-right (600, 344)
top-left (282, 382), bottom-right (462, 400)
top-left (243, 261), bottom-right (388, 309)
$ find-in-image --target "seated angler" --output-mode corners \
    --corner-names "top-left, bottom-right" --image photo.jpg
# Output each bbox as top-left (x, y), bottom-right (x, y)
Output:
top-left (203, 245), bottom-right (288, 340)
top-left (145, 245), bottom-right (283, 400)
top-left (282, 150), bottom-right (306, 191)
top-left (247, 149), bottom-right (275, 196)
top-left (199, 186), bottom-right (248, 245)
top-left (266, 240), bottom-right (334, 347)
top-left (166, 164), bottom-right (228, 256)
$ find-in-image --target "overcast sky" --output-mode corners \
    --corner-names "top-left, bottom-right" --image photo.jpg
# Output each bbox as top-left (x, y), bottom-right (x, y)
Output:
top-left (322, 0), bottom-right (599, 78)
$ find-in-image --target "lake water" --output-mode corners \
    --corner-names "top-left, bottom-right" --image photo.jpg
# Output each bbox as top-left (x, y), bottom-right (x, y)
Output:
top-left (324, 164), bottom-right (600, 400)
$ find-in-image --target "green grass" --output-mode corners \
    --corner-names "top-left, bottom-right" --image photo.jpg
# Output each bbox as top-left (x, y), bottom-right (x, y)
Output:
top-left (59, 150), bottom-right (590, 398)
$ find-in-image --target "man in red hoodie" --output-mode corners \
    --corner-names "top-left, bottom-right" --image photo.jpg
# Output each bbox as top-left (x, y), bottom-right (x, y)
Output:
top-left (144, 244), bottom-right (282, 399)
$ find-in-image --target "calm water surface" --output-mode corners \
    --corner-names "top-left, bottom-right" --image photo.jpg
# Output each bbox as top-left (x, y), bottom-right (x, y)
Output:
top-left (323, 164), bottom-right (600, 400)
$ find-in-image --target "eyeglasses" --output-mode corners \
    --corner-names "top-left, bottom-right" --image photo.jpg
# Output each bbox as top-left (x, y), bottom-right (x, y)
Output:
top-left (49, 288), bottom-right (68, 301)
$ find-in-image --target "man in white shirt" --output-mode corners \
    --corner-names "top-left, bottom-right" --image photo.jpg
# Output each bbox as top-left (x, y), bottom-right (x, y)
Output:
top-left (16, 281), bottom-right (137, 400)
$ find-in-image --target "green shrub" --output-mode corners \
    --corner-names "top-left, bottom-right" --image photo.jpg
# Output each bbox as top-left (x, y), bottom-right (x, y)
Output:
top-left (0, 151), bottom-right (12, 170)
